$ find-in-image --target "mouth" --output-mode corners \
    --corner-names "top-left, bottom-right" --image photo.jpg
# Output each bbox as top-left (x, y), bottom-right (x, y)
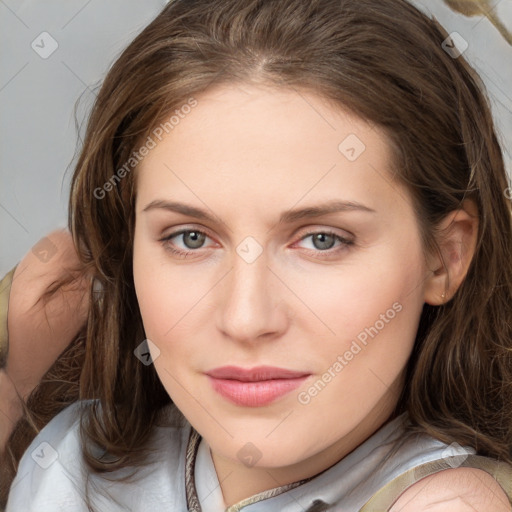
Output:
top-left (205, 365), bottom-right (311, 407)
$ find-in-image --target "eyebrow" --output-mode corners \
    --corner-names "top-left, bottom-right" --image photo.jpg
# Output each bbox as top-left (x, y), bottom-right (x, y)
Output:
top-left (142, 199), bottom-right (375, 224)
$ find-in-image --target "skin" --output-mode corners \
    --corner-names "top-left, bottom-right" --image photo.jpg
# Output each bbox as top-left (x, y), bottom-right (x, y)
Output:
top-left (390, 467), bottom-right (512, 511)
top-left (132, 82), bottom-right (498, 510)
top-left (1, 229), bottom-right (89, 451)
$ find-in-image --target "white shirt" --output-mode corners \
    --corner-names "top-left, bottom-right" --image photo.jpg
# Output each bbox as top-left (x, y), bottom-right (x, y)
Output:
top-left (6, 400), bottom-right (476, 511)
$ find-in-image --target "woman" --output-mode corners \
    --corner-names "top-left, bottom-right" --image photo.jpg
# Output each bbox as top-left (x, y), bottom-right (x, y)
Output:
top-left (3, 0), bottom-right (512, 510)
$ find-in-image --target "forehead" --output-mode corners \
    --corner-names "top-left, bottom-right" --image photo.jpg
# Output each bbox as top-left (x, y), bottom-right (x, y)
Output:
top-left (134, 83), bottom-right (403, 218)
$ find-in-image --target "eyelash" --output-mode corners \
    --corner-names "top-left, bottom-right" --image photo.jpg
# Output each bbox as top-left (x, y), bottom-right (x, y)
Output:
top-left (159, 228), bottom-right (354, 259)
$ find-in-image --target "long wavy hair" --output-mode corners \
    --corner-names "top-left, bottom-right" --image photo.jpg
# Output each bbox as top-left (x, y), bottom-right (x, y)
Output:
top-left (2, 0), bottom-right (512, 507)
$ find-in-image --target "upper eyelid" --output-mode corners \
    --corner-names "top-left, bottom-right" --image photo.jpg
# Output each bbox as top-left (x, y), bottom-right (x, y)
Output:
top-left (162, 225), bottom-right (353, 247)
top-left (162, 226), bottom-right (217, 244)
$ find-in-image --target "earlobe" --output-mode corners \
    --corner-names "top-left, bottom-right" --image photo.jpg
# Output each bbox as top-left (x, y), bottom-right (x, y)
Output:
top-left (424, 200), bottom-right (479, 306)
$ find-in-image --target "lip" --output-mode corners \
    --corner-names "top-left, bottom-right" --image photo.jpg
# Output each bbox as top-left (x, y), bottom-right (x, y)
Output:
top-left (206, 365), bottom-right (311, 407)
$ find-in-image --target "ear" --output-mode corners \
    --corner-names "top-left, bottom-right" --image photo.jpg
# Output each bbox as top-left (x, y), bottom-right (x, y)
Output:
top-left (424, 199), bottom-right (479, 305)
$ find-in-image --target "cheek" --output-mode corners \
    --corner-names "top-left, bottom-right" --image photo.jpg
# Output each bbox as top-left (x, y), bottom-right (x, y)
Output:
top-left (133, 251), bottom-right (201, 406)
top-left (301, 252), bottom-right (426, 407)
top-left (133, 239), bottom-right (212, 371)
top-left (295, 263), bottom-right (423, 427)
top-left (133, 231), bottom-right (182, 328)
top-left (295, 252), bottom-right (424, 347)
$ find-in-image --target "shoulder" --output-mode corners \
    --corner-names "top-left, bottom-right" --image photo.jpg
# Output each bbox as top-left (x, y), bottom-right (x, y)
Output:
top-left (6, 400), bottom-right (191, 512)
top-left (6, 400), bottom-right (91, 511)
top-left (389, 467), bottom-right (512, 512)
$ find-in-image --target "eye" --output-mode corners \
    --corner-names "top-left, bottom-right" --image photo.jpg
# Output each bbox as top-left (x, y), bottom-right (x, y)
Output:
top-left (160, 229), bottom-right (214, 258)
top-left (294, 230), bottom-right (354, 256)
top-left (160, 227), bottom-right (354, 260)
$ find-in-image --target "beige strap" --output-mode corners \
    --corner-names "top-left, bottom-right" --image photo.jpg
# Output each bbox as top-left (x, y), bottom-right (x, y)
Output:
top-left (0, 265), bottom-right (18, 369)
top-left (359, 454), bottom-right (512, 511)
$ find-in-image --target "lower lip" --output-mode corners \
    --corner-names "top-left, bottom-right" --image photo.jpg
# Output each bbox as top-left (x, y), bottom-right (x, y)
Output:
top-left (207, 376), bottom-right (309, 407)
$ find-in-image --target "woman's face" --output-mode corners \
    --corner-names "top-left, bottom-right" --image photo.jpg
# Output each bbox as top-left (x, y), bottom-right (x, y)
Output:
top-left (133, 83), bottom-right (430, 475)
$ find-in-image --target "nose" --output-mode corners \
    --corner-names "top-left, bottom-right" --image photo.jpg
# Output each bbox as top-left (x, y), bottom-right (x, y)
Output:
top-left (215, 244), bottom-right (289, 345)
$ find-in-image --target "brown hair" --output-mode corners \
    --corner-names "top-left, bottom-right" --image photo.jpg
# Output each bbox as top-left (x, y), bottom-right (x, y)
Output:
top-left (2, 0), bottom-right (512, 506)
